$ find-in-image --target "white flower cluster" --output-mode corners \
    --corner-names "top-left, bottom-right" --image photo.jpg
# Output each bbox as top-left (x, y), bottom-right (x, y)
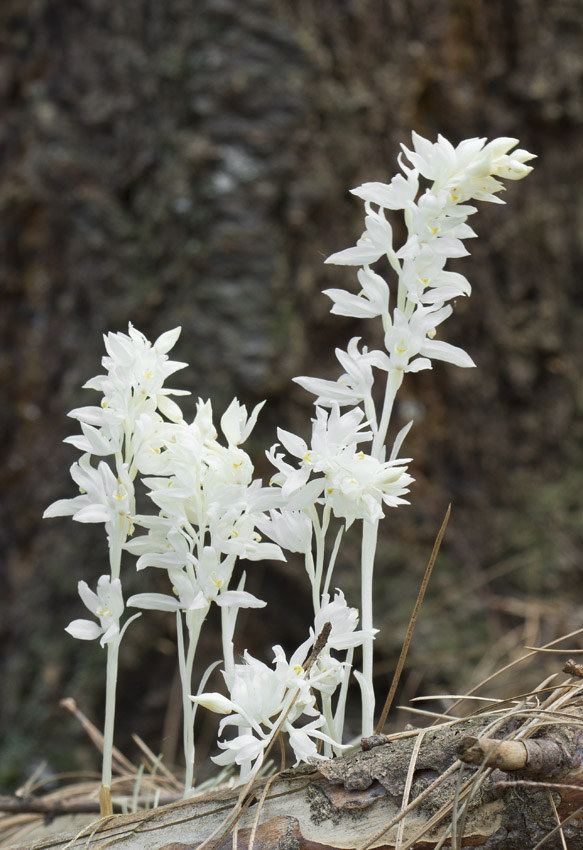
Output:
top-left (44, 132), bottom-right (534, 800)
top-left (268, 405), bottom-right (413, 528)
top-left (125, 396), bottom-right (284, 619)
top-left (194, 589), bottom-right (369, 774)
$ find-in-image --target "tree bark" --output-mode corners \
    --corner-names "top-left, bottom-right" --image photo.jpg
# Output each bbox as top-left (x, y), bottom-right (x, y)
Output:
top-left (9, 715), bottom-right (583, 850)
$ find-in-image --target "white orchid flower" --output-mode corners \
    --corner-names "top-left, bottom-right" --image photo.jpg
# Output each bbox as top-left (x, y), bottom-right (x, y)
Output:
top-left (325, 205), bottom-right (397, 267)
top-left (295, 337), bottom-right (389, 408)
top-left (255, 508), bottom-right (312, 554)
top-left (314, 590), bottom-right (372, 652)
top-left (323, 266), bottom-right (390, 320)
top-left (350, 169), bottom-right (419, 210)
top-left (65, 575), bottom-right (133, 647)
top-left (44, 454), bottom-right (134, 537)
top-left (220, 398), bottom-right (265, 447)
top-left (384, 304), bottom-right (475, 373)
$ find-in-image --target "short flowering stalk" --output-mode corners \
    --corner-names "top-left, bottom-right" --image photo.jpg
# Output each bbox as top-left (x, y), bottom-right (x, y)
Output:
top-left (125, 397), bottom-right (282, 790)
top-left (62, 575), bottom-right (140, 808)
top-left (45, 324), bottom-right (186, 812)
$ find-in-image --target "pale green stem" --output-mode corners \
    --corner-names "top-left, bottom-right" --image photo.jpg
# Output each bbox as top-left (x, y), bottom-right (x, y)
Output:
top-left (322, 525), bottom-right (344, 600)
top-left (360, 369), bottom-right (403, 737)
top-left (372, 370), bottom-right (402, 459)
top-left (322, 694), bottom-right (335, 757)
top-left (183, 609), bottom-right (205, 795)
top-left (333, 646), bottom-right (353, 748)
top-left (101, 638), bottom-right (119, 789)
top-left (101, 525), bottom-right (124, 796)
top-left (175, 612), bottom-right (189, 782)
top-left (313, 505), bottom-right (331, 613)
top-left (239, 726), bottom-right (253, 784)
top-left (360, 518), bottom-right (378, 737)
top-left (221, 605), bottom-right (235, 685)
top-left (364, 393), bottom-right (378, 432)
top-left (109, 526), bottom-right (123, 581)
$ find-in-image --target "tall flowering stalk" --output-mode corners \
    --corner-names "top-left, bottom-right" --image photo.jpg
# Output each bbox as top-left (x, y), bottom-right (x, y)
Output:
top-left (292, 133), bottom-right (535, 735)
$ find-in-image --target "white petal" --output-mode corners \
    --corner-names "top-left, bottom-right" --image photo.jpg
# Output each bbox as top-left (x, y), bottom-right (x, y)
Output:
top-left (390, 421), bottom-right (413, 461)
top-left (421, 339), bottom-right (476, 368)
top-left (154, 327), bottom-right (181, 354)
top-left (216, 590), bottom-right (266, 609)
top-left (245, 542), bottom-right (286, 562)
top-left (157, 395), bottom-right (183, 423)
top-left (63, 435), bottom-right (93, 453)
top-left (68, 406), bottom-right (105, 426)
top-left (241, 400), bottom-right (265, 443)
top-left (100, 622), bottom-right (120, 647)
top-left (190, 692), bottom-right (237, 715)
top-left (323, 288), bottom-right (381, 319)
top-left (277, 428), bottom-right (307, 459)
top-left (188, 592), bottom-right (209, 611)
top-left (73, 504), bottom-right (112, 524)
top-left (220, 398), bottom-right (243, 446)
top-left (80, 424), bottom-right (113, 455)
top-left (406, 357), bottom-right (432, 373)
top-left (65, 619), bottom-right (102, 641)
top-left (325, 245), bottom-right (384, 266)
top-left (43, 496), bottom-right (86, 519)
top-left (127, 593), bottom-right (180, 612)
top-left (77, 580), bottom-right (99, 614)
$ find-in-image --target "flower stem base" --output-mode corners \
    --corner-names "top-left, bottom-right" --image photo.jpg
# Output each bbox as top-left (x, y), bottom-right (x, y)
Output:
top-left (99, 784), bottom-right (113, 817)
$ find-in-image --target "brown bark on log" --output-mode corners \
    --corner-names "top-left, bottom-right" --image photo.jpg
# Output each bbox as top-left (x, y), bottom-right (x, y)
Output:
top-left (7, 716), bottom-right (583, 850)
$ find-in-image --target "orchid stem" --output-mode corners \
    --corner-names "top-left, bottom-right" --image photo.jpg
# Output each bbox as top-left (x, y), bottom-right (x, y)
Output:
top-left (100, 637), bottom-right (119, 813)
top-left (360, 369), bottom-right (402, 737)
top-left (182, 610), bottom-right (204, 796)
top-left (360, 518), bottom-right (378, 737)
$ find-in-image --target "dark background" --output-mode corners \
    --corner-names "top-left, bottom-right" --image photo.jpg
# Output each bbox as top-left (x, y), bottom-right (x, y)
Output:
top-left (1, 0), bottom-right (582, 789)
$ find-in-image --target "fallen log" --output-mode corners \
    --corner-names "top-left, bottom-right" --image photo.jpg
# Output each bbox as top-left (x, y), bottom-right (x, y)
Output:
top-left (4, 709), bottom-right (583, 850)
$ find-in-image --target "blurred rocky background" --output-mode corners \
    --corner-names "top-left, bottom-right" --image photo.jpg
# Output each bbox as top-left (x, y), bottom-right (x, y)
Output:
top-left (1, 0), bottom-right (582, 788)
